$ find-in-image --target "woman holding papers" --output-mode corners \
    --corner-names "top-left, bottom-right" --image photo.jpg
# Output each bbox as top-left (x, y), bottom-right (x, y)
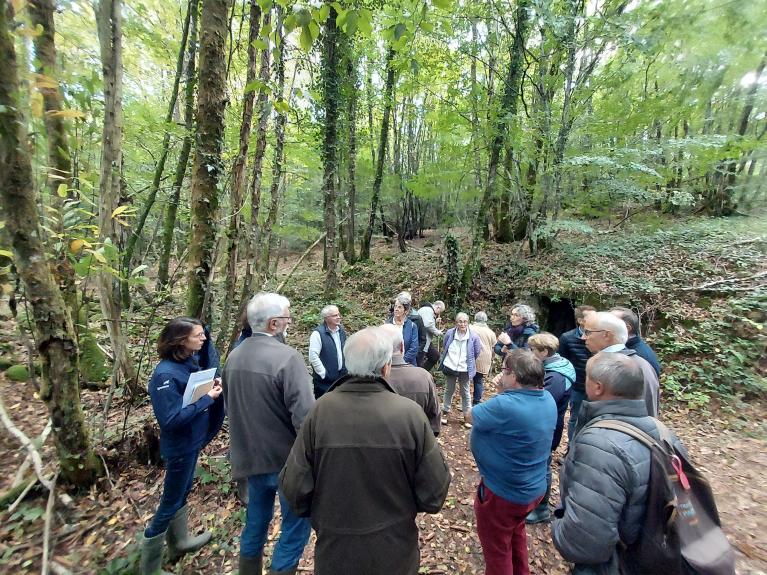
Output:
top-left (141, 317), bottom-right (225, 575)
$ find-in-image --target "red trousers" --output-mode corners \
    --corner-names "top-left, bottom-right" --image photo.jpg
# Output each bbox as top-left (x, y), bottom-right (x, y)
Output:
top-left (474, 481), bottom-right (541, 575)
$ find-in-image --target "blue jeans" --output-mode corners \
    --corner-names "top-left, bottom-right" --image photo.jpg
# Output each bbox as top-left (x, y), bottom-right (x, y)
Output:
top-left (472, 372), bottom-right (485, 405)
top-left (567, 390), bottom-right (587, 442)
top-left (145, 450), bottom-right (199, 537)
top-left (240, 473), bottom-right (311, 570)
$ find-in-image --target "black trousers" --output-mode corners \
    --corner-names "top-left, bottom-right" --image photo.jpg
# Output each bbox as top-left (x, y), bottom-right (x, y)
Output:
top-left (418, 343), bottom-right (440, 372)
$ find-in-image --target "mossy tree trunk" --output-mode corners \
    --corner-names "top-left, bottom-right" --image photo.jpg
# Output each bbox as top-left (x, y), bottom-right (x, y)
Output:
top-left (321, 5), bottom-right (341, 297)
top-left (360, 47), bottom-right (395, 261)
top-left (157, 0), bottom-right (199, 290)
top-left (217, 0), bottom-right (262, 349)
top-left (343, 50), bottom-right (358, 265)
top-left (256, 6), bottom-right (286, 284)
top-left (187, 0), bottom-right (231, 323)
top-left (0, 0), bottom-right (102, 486)
top-left (461, 0), bottom-right (530, 297)
top-left (95, 0), bottom-right (139, 395)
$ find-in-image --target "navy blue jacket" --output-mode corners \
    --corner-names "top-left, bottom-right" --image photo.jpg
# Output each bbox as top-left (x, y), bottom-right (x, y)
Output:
top-left (542, 365), bottom-right (573, 452)
top-left (148, 354), bottom-right (225, 458)
top-left (558, 327), bottom-right (592, 392)
top-left (312, 323), bottom-right (348, 395)
top-left (626, 335), bottom-right (661, 377)
top-left (387, 318), bottom-right (420, 366)
top-left (493, 323), bottom-right (539, 358)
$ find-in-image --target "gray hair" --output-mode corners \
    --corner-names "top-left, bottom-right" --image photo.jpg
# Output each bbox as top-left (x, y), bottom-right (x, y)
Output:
top-left (455, 312), bottom-right (469, 322)
top-left (587, 352), bottom-right (644, 399)
top-left (594, 311), bottom-right (628, 344)
top-left (512, 304), bottom-right (536, 324)
top-left (344, 326), bottom-right (393, 376)
top-left (379, 323), bottom-right (404, 353)
top-left (321, 304), bottom-right (339, 319)
top-left (396, 291), bottom-right (412, 308)
top-left (433, 300), bottom-right (445, 313)
top-left (474, 311), bottom-right (488, 323)
top-left (610, 306), bottom-right (639, 337)
top-left (247, 292), bottom-right (290, 332)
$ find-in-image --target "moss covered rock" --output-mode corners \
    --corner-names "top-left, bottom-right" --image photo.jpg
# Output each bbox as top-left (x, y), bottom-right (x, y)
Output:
top-left (79, 330), bottom-right (111, 384)
top-left (5, 364), bottom-right (30, 381)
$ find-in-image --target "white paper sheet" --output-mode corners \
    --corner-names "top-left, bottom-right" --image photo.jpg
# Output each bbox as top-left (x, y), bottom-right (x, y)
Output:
top-left (182, 368), bottom-right (217, 408)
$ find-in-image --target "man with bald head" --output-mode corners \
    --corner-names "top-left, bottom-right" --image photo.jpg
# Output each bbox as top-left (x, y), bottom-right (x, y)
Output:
top-left (380, 324), bottom-right (441, 436)
top-left (580, 311), bottom-right (659, 418)
top-left (553, 352), bottom-right (686, 574)
top-left (280, 327), bottom-right (451, 575)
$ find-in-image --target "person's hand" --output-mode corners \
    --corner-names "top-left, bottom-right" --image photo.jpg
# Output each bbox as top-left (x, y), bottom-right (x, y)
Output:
top-left (497, 332), bottom-right (511, 345)
top-left (207, 381), bottom-right (223, 400)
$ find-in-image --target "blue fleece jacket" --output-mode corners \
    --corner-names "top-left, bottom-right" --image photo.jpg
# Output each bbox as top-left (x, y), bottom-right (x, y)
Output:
top-left (148, 354), bottom-right (225, 458)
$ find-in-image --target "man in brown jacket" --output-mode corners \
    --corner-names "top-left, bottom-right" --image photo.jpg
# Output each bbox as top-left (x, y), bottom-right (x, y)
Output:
top-left (279, 326), bottom-right (451, 575)
top-left (471, 311), bottom-right (498, 405)
top-left (380, 323), bottom-right (441, 435)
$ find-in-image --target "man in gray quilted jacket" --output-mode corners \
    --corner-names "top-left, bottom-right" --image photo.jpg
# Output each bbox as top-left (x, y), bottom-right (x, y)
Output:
top-left (552, 352), bottom-right (685, 575)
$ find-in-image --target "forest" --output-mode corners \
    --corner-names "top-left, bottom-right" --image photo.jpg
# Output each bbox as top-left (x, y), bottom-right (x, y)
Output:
top-left (0, 0), bottom-right (765, 573)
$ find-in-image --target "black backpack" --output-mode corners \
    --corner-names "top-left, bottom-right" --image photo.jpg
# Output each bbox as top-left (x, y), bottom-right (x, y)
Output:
top-left (589, 419), bottom-right (735, 575)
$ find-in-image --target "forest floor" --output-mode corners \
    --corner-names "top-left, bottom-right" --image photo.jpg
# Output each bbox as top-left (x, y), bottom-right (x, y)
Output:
top-left (1, 215), bottom-right (766, 574)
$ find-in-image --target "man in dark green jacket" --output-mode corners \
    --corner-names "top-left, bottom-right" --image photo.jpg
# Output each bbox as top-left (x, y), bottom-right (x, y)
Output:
top-left (280, 326), bottom-right (451, 575)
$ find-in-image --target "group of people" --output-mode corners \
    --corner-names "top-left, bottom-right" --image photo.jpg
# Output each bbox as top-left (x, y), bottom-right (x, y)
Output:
top-left (140, 291), bottom-right (686, 575)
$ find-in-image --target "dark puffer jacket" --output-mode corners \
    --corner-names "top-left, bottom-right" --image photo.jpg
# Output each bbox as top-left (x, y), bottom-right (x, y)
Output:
top-left (552, 399), bottom-right (686, 575)
top-left (626, 335), bottom-right (661, 377)
top-left (558, 327), bottom-right (592, 392)
top-left (493, 323), bottom-right (539, 358)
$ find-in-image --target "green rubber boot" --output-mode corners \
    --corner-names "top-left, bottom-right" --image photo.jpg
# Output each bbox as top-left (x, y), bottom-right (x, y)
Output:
top-left (166, 504), bottom-right (212, 560)
top-left (140, 530), bottom-right (173, 575)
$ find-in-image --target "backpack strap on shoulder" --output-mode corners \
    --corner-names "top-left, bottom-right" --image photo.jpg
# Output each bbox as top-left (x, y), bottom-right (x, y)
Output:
top-left (588, 419), bottom-right (663, 452)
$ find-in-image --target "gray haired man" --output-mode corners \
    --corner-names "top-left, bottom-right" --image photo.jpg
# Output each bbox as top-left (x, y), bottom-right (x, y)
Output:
top-left (224, 292), bottom-right (315, 575)
top-left (553, 352), bottom-right (686, 574)
top-left (417, 300), bottom-right (445, 371)
top-left (280, 327), bottom-right (451, 575)
top-left (581, 311), bottom-right (659, 418)
top-left (308, 304), bottom-right (347, 398)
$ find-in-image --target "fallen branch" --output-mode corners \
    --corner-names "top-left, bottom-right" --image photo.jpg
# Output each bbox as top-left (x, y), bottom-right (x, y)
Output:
top-left (0, 395), bottom-right (53, 491)
top-left (41, 471), bottom-right (58, 575)
top-left (681, 270), bottom-right (767, 291)
top-left (12, 419), bottom-right (52, 488)
top-left (7, 475), bottom-right (38, 514)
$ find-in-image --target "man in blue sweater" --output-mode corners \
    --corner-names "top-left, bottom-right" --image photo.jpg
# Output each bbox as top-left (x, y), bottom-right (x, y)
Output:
top-left (467, 350), bottom-right (556, 575)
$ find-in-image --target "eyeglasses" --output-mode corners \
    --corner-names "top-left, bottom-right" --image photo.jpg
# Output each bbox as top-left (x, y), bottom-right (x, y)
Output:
top-left (271, 316), bottom-right (293, 323)
top-left (582, 329), bottom-right (607, 337)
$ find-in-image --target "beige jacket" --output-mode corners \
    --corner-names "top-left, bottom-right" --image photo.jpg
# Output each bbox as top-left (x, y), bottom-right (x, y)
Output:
top-left (471, 322), bottom-right (497, 375)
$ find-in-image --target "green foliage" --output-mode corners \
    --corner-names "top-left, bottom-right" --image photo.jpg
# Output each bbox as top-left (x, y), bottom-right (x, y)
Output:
top-left (196, 456), bottom-right (232, 494)
top-left (656, 294), bottom-right (766, 405)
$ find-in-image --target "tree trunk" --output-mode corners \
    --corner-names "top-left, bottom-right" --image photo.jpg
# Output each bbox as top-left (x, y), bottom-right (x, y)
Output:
top-left (344, 53), bottom-right (358, 265)
top-left (256, 6), bottom-right (286, 282)
top-left (121, 0), bottom-right (193, 306)
top-left (95, 0), bottom-right (138, 395)
top-left (461, 0), bottom-right (529, 295)
top-left (229, 7), bottom-right (272, 354)
top-left (360, 47), bottom-right (396, 261)
top-left (187, 0), bottom-right (231, 323)
top-left (217, 0), bottom-right (261, 349)
top-left (0, 0), bottom-right (102, 486)
top-left (321, 5), bottom-right (341, 297)
top-left (157, 0), bottom-right (199, 290)
top-left (28, 0), bottom-right (72, 199)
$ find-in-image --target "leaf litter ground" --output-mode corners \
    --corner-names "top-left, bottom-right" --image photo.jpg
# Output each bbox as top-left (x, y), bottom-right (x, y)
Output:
top-left (1, 218), bottom-right (765, 574)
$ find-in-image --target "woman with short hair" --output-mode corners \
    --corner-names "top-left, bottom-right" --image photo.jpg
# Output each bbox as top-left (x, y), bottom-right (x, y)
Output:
top-left (141, 317), bottom-right (225, 575)
top-left (440, 312), bottom-right (482, 428)
top-left (525, 332), bottom-right (574, 524)
top-left (495, 304), bottom-right (539, 358)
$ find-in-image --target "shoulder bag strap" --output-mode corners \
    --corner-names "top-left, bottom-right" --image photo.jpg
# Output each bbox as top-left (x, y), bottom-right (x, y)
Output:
top-left (588, 419), bottom-right (664, 452)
